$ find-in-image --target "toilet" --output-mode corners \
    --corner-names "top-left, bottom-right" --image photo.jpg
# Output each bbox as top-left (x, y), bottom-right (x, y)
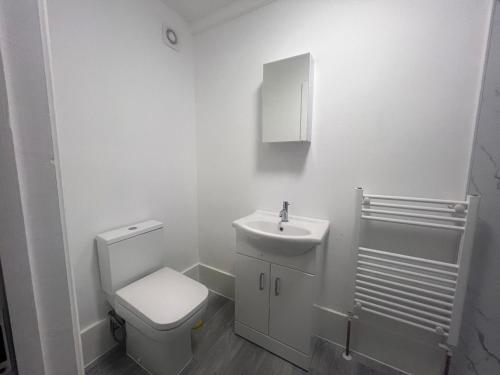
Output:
top-left (96, 220), bottom-right (208, 375)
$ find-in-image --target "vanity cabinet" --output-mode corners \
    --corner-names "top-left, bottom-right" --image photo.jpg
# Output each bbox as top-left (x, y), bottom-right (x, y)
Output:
top-left (232, 210), bottom-right (329, 370)
top-left (234, 253), bottom-right (315, 368)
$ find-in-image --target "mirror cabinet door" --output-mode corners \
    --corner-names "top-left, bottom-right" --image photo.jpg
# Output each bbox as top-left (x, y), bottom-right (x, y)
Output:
top-left (262, 53), bottom-right (313, 143)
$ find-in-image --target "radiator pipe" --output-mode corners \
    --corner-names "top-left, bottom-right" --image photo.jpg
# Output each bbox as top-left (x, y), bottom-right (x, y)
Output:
top-left (342, 313), bottom-right (353, 361)
top-left (443, 349), bottom-right (452, 375)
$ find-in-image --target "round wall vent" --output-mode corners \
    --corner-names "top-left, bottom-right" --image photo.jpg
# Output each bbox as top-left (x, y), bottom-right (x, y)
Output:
top-left (163, 24), bottom-right (180, 51)
top-left (166, 28), bottom-right (178, 45)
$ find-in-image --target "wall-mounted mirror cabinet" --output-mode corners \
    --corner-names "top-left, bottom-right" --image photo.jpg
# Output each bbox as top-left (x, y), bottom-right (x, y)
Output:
top-left (262, 53), bottom-right (314, 143)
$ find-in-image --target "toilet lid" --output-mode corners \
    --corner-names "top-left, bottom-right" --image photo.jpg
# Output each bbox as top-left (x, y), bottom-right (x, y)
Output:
top-left (115, 267), bottom-right (208, 331)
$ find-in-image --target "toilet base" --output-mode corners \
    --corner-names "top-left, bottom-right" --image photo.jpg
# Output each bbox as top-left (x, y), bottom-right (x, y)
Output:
top-left (126, 323), bottom-right (191, 375)
top-left (123, 303), bottom-right (205, 375)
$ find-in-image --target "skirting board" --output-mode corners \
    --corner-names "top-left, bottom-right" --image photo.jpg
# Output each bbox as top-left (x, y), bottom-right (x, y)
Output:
top-left (80, 318), bottom-right (116, 367)
top-left (314, 304), bottom-right (442, 374)
top-left (183, 263), bottom-right (234, 300)
top-left (197, 263), bottom-right (235, 300)
top-left (183, 262), bottom-right (200, 281)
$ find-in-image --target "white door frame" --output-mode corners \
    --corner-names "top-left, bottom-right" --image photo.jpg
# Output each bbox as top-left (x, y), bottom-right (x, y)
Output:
top-left (0, 0), bottom-right (84, 373)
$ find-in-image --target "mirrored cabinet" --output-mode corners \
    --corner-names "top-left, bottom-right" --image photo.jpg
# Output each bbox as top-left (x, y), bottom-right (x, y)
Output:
top-left (262, 53), bottom-right (314, 143)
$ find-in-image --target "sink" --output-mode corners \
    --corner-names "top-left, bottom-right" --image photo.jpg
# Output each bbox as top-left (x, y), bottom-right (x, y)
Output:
top-left (232, 210), bottom-right (329, 255)
top-left (244, 221), bottom-right (312, 236)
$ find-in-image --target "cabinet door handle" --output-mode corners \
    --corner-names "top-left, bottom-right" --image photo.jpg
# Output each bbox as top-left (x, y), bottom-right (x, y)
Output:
top-left (259, 273), bottom-right (265, 290)
top-left (274, 277), bottom-right (281, 296)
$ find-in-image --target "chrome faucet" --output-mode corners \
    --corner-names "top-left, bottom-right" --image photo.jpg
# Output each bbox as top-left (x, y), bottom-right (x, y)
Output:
top-left (279, 201), bottom-right (290, 223)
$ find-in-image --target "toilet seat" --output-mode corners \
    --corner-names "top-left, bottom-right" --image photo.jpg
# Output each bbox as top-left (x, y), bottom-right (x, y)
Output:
top-left (115, 267), bottom-right (208, 331)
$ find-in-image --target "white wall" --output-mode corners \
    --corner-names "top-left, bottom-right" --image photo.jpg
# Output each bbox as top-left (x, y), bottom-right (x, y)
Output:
top-left (0, 0), bottom-right (82, 373)
top-left (194, 0), bottom-right (493, 373)
top-left (45, 0), bottom-right (199, 364)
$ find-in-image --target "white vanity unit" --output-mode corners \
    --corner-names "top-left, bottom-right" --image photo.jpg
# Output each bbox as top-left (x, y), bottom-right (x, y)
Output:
top-left (232, 211), bottom-right (329, 370)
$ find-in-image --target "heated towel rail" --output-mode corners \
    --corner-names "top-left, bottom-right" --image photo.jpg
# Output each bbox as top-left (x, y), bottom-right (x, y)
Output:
top-left (343, 188), bottom-right (479, 372)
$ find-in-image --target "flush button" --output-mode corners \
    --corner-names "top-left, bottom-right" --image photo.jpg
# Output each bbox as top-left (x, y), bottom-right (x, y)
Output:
top-left (128, 226), bottom-right (137, 231)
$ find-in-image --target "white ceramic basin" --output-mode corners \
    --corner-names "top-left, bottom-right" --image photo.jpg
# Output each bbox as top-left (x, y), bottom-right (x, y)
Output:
top-left (232, 210), bottom-right (329, 255)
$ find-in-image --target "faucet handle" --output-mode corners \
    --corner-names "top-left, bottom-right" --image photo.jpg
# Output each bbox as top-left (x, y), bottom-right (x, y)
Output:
top-left (283, 201), bottom-right (290, 209)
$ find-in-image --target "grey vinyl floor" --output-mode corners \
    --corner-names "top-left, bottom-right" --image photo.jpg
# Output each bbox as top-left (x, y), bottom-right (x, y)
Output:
top-left (86, 292), bottom-right (404, 375)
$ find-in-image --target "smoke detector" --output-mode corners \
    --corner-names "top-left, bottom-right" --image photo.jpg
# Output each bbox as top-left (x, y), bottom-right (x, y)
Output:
top-left (163, 24), bottom-right (180, 51)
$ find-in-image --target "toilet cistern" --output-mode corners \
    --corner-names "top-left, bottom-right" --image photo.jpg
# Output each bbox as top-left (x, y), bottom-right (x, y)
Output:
top-left (279, 201), bottom-right (290, 226)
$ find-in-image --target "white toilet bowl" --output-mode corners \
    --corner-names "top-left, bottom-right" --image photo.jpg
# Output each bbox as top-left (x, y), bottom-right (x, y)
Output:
top-left (96, 221), bottom-right (209, 375)
top-left (115, 267), bottom-right (208, 375)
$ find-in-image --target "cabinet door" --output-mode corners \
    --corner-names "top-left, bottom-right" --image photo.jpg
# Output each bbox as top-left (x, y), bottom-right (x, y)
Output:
top-left (262, 53), bottom-right (313, 142)
top-left (269, 264), bottom-right (314, 354)
top-left (235, 254), bottom-right (270, 334)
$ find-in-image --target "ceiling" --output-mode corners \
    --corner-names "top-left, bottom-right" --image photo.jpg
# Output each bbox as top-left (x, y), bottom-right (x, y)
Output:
top-left (162, 0), bottom-right (238, 23)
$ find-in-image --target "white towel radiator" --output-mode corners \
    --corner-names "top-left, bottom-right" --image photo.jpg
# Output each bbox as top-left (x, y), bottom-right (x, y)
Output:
top-left (343, 187), bottom-right (480, 374)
